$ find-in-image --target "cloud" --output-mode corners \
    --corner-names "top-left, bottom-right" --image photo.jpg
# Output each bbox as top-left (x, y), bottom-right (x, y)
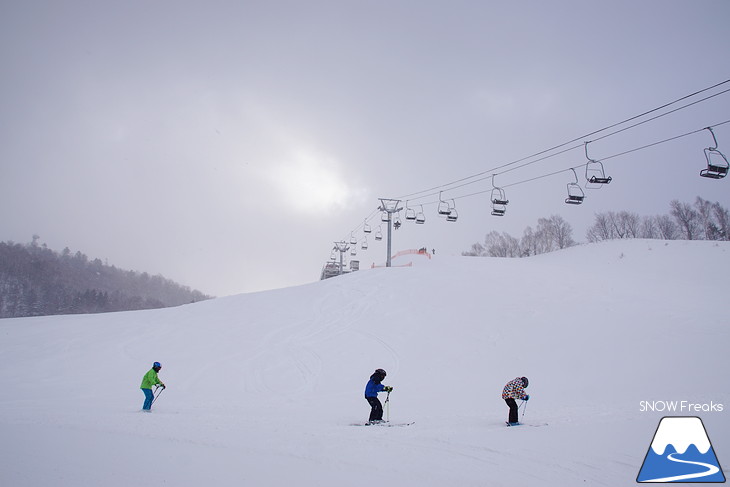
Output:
top-left (472, 86), bottom-right (557, 121)
top-left (265, 148), bottom-right (368, 215)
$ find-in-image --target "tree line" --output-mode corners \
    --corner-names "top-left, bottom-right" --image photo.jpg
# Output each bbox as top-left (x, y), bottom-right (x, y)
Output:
top-left (586, 197), bottom-right (728, 242)
top-left (0, 238), bottom-right (211, 318)
top-left (463, 196), bottom-right (729, 258)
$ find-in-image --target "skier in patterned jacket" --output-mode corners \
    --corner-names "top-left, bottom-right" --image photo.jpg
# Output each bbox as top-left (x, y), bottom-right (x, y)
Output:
top-left (502, 376), bottom-right (529, 425)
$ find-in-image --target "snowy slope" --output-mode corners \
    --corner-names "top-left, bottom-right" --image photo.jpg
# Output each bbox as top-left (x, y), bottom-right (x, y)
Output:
top-left (1, 239), bottom-right (728, 486)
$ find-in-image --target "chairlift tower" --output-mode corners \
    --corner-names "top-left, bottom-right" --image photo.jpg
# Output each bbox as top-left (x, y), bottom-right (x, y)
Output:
top-left (333, 241), bottom-right (349, 275)
top-left (378, 198), bottom-right (403, 268)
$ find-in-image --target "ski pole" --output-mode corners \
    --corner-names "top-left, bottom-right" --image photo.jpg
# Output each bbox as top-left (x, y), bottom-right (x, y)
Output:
top-left (520, 399), bottom-right (528, 420)
top-left (385, 391), bottom-right (391, 422)
top-left (151, 385), bottom-right (165, 405)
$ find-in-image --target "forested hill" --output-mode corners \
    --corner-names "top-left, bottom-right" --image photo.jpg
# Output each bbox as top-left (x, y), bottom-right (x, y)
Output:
top-left (0, 241), bottom-right (211, 318)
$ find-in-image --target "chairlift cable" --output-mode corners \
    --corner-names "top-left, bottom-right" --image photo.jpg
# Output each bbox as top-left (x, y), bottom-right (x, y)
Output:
top-left (400, 85), bottom-right (730, 203)
top-left (586, 86), bottom-right (730, 145)
top-left (395, 79), bottom-right (730, 201)
top-left (397, 142), bottom-right (585, 205)
top-left (332, 80), bottom-right (730, 255)
top-left (340, 208), bottom-right (380, 243)
top-left (433, 93), bottom-right (730, 196)
top-left (420, 119), bottom-right (730, 204)
top-left (337, 118), bottom-right (729, 248)
top-left (600, 118), bottom-right (730, 162)
top-left (497, 120), bottom-right (730, 191)
top-left (490, 88), bottom-right (730, 181)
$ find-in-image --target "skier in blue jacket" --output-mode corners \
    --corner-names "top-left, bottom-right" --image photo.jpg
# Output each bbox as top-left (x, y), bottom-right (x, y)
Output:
top-left (364, 368), bottom-right (392, 423)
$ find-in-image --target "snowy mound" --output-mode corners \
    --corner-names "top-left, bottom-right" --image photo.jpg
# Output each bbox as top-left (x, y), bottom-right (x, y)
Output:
top-left (1, 239), bottom-right (728, 487)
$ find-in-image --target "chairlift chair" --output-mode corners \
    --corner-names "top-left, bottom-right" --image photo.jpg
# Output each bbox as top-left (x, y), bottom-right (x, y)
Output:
top-left (565, 168), bottom-right (585, 205)
top-left (415, 205), bottom-right (426, 224)
top-left (700, 127), bottom-right (729, 179)
top-left (361, 238), bottom-right (369, 251)
top-left (565, 186), bottom-right (585, 204)
top-left (446, 207), bottom-right (458, 222)
top-left (584, 142), bottom-right (612, 186)
top-left (490, 176), bottom-right (509, 205)
top-left (363, 220), bottom-right (372, 234)
top-left (491, 201), bottom-right (506, 216)
top-left (490, 175), bottom-right (509, 216)
top-left (437, 191), bottom-right (452, 216)
top-left (491, 190), bottom-right (508, 216)
top-left (349, 234), bottom-right (357, 246)
top-left (586, 161), bottom-right (612, 185)
top-left (404, 201), bottom-right (417, 221)
top-left (374, 226), bottom-right (383, 241)
top-left (380, 211), bottom-right (390, 223)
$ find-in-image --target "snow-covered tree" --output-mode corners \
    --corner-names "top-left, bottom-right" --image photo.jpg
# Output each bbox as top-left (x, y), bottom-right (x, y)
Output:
top-left (670, 200), bottom-right (701, 240)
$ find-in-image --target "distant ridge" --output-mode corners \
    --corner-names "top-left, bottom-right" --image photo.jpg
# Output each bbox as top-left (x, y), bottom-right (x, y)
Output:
top-left (0, 240), bottom-right (211, 318)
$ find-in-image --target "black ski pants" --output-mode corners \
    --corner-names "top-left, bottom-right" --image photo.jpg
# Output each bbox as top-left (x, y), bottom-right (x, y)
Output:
top-left (366, 396), bottom-right (383, 421)
top-left (505, 398), bottom-right (519, 424)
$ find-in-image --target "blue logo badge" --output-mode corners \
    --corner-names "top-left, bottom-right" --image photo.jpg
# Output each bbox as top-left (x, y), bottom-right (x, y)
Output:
top-left (637, 416), bottom-right (725, 483)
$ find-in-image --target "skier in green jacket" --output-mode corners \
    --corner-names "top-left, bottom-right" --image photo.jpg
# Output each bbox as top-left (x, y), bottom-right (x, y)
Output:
top-left (140, 362), bottom-right (165, 412)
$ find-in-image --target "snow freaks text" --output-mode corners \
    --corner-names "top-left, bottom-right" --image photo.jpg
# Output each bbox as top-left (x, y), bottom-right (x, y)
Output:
top-left (639, 401), bottom-right (724, 413)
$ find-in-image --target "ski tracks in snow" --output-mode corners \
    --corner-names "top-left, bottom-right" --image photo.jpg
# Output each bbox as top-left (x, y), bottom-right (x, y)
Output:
top-left (245, 282), bottom-right (388, 397)
top-left (153, 279), bottom-right (400, 407)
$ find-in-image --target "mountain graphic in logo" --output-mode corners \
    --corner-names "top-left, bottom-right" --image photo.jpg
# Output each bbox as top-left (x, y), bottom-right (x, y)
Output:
top-left (637, 416), bottom-right (725, 483)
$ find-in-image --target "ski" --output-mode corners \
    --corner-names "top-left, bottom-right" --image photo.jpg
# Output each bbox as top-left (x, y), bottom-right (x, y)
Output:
top-left (505, 421), bottom-right (548, 427)
top-left (351, 421), bottom-right (415, 427)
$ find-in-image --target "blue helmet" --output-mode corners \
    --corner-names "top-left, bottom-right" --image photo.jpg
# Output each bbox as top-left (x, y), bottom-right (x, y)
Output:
top-left (153, 362), bottom-right (162, 368)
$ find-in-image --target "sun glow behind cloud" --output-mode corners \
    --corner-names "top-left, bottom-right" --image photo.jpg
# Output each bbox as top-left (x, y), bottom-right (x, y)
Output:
top-left (267, 149), bottom-right (367, 215)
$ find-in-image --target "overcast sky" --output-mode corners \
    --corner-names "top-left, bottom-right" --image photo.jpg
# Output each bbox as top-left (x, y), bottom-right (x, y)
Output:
top-left (1, 1), bottom-right (729, 297)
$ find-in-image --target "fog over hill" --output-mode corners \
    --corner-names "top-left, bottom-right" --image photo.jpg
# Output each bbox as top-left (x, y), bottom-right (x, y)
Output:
top-left (0, 240), bottom-right (211, 318)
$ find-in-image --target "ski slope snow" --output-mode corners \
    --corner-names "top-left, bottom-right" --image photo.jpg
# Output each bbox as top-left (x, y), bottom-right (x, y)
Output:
top-left (1, 239), bottom-right (728, 486)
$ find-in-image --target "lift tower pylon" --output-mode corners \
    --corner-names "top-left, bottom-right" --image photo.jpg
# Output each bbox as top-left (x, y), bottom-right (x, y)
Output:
top-left (378, 198), bottom-right (403, 268)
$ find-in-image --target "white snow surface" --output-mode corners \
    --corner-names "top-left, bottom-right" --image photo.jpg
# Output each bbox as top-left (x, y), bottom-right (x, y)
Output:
top-left (1, 239), bottom-right (728, 486)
